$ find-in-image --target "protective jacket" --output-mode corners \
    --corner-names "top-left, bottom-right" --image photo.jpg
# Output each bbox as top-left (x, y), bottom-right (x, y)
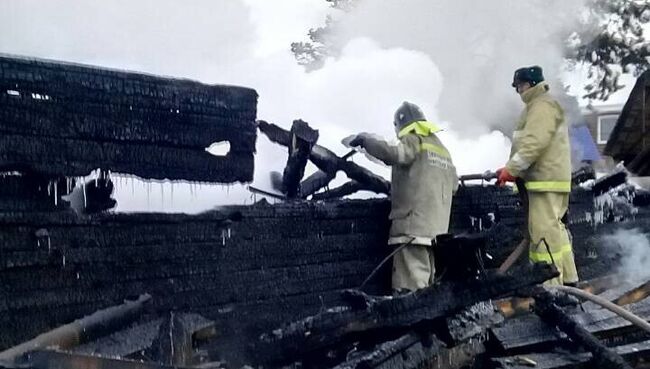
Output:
top-left (505, 82), bottom-right (571, 192)
top-left (362, 121), bottom-right (458, 245)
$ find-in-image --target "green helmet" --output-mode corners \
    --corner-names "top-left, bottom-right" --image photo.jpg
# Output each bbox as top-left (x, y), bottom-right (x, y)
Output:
top-left (393, 101), bottom-right (426, 130)
top-left (512, 65), bottom-right (544, 87)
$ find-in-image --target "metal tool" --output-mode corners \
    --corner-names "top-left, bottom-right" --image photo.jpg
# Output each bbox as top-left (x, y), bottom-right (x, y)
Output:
top-left (458, 170), bottom-right (497, 186)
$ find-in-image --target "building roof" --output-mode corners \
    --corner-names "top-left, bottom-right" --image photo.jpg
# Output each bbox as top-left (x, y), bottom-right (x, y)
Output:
top-left (604, 70), bottom-right (650, 176)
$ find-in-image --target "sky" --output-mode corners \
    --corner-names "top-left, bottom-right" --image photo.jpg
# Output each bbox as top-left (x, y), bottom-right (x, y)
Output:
top-left (0, 0), bottom-right (640, 213)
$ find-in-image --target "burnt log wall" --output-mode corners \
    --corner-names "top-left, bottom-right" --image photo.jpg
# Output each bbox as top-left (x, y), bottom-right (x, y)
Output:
top-left (1, 183), bottom-right (649, 363)
top-left (0, 55), bottom-right (257, 182)
top-left (0, 198), bottom-right (391, 364)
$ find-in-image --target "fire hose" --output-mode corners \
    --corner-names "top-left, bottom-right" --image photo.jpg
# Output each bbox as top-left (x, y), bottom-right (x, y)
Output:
top-left (550, 285), bottom-right (650, 334)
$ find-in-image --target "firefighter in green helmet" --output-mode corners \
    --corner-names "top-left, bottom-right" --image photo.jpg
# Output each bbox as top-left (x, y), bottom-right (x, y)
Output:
top-left (496, 65), bottom-right (579, 286)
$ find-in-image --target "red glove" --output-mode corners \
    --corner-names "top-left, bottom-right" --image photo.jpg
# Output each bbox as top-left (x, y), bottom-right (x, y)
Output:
top-left (496, 167), bottom-right (516, 187)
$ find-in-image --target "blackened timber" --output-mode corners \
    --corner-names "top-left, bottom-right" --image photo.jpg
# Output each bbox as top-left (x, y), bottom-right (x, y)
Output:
top-left (151, 312), bottom-right (193, 366)
top-left (300, 170), bottom-right (336, 198)
top-left (0, 54), bottom-right (257, 183)
top-left (22, 350), bottom-right (193, 369)
top-left (312, 181), bottom-right (364, 201)
top-left (254, 263), bottom-right (558, 364)
top-left (532, 289), bottom-right (631, 369)
top-left (282, 120), bottom-right (319, 198)
top-left (491, 339), bottom-right (650, 369)
top-left (258, 120), bottom-right (390, 195)
top-left (0, 294), bottom-right (151, 363)
top-left (491, 296), bottom-right (650, 353)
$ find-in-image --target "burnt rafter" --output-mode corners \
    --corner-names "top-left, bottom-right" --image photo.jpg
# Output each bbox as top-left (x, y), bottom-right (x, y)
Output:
top-left (0, 54), bottom-right (257, 183)
top-left (257, 120), bottom-right (390, 197)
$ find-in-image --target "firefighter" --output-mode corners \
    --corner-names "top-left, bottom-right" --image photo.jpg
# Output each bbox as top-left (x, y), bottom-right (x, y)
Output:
top-left (496, 66), bottom-right (579, 286)
top-left (348, 102), bottom-right (458, 293)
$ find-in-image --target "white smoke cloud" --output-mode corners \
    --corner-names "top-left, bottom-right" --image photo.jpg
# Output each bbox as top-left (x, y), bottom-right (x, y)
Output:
top-left (603, 228), bottom-right (650, 282)
top-left (331, 0), bottom-right (591, 135)
top-left (0, 0), bottom-right (587, 212)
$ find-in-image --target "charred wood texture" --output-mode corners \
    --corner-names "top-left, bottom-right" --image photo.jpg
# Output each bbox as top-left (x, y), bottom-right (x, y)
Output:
top-left (254, 263), bottom-right (558, 364)
top-left (0, 55), bottom-right (257, 182)
top-left (311, 181), bottom-right (363, 201)
top-left (491, 339), bottom-right (650, 369)
top-left (491, 295), bottom-right (650, 354)
top-left (0, 294), bottom-right (151, 363)
top-left (258, 120), bottom-right (390, 196)
top-left (0, 200), bottom-right (391, 367)
top-left (282, 120), bottom-right (319, 198)
top-left (532, 289), bottom-right (631, 369)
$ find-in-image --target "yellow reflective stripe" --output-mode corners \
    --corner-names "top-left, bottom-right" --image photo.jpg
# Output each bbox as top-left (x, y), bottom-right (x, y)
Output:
top-left (420, 143), bottom-right (450, 158)
top-left (529, 244), bottom-right (572, 263)
top-left (525, 181), bottom-right (571, 192)
top-left (398, 120), bottom-right (443, 138)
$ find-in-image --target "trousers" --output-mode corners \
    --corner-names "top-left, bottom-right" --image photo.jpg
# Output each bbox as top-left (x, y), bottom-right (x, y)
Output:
top-left (391, 243), bottom-right (435, 291)
top-left (528, 191), bottom-right (579, 285)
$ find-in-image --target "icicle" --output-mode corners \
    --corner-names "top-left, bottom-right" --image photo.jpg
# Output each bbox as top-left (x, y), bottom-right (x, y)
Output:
top-left (170, 183), bottom-right (174, 206)
top-left (76, 272), bottom-right (80, 279)
top-left (54, 181), bottom-right (58, 206)
top-left (47, 181), bottom-right (52, 196)
top-left (82, 181), bottom-right (87, 208)
top-left (47, 237), bottom-right (51, 252)
top-left (227, 228), bottom-right (231, 239)
top-left (146, 182), bottom-right (150, 207)
top-left (160, 183), bottom-right (165, 209)
top-left (221, 229), bottom-right (226, 246)
top-left (61, 254), bottom-right (66, 268)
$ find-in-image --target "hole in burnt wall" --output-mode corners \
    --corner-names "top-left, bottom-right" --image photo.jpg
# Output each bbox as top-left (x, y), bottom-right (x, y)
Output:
top-left (205, 141), bottom-right (231, 157)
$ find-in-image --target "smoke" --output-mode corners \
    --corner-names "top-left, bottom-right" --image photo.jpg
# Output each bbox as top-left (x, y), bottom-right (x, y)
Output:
top-left (330, 0), bottom-right (591, 135)
top-left (603, 228), bottom-right (650, 282)
top-left (0, 1), bottom-right (591, 212)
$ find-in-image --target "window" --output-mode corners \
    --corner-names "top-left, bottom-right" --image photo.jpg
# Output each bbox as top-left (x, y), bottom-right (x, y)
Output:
top-left (597, 114), bottom-right (618, 144)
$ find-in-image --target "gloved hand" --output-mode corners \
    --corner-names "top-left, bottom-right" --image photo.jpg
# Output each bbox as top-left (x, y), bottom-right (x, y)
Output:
top-left (347, 134), bottom-right (366, 148)
top-left (496, 167), bottom-right (516, 187)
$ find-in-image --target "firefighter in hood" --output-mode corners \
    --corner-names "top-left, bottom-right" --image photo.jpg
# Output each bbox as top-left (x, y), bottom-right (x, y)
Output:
top-left (347, 102), bottom-right (458, 293)
top-left (496, 66), bottom-right (579, 286)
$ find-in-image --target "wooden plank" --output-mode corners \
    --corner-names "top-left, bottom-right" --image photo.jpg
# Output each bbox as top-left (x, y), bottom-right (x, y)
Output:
top-left (491, 297), bottom-right (650, 353)
top-left (491, 339), bottom-right (650, 369)
top-left (532, 289), bottom-right (631, 369)
top-left (22, 350), bottom-right (193, 369)
top-left (254, 263), bottom-right (558, 364)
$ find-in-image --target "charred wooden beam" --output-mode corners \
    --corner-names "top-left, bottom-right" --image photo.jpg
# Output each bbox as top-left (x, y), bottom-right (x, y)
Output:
top-left (532, 289), bottom-right (631, 369)
top-left (571, 165), bottom-right (596, 187)
top-left (0, 294), bottom-right (151, 363)
top-left (491, 339), bottom-right (650, 369)
top-left (446, 301), bottom-right (503, 344)
top-left (72, 313), bottom-right (215, 361)
top-left (0, 55), bottom-right (257, 183)
top-left (299, 151), bottom-right (358, 198)
top-left (281, 120), bottom-right (319, 198)
top-left (258, 120), bottom-right (390, 196)
top-left (592, 170), bottom-right (628, 196)
top-left (491, 295), bottom-right (650, 354)
top-left (254, 263), bottom-right (558, 364)
top-left (311, 181), bottom-right (364, 201)
top-left (613, 280), bottom-right (650, 306)
top-left (151, 312), bottom-right (193, 367)
top-left (330, 331), bottom-right (484, 369)
top-left (22, 350), bottom-right (192, 369)
top-left (300, 170), bottom-right (336, 198)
